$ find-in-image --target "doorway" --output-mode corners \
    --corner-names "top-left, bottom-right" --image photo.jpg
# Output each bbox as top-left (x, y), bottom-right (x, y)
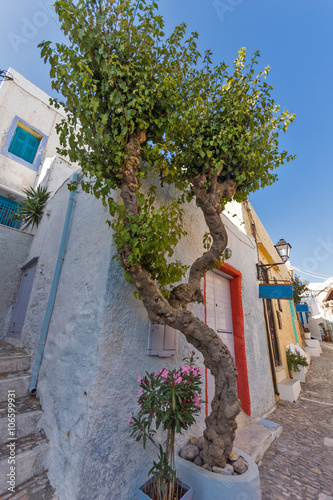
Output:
top-left (205, 263), bottom-right (251, 416)
top-left (7, 258), bottom-right (38, 339)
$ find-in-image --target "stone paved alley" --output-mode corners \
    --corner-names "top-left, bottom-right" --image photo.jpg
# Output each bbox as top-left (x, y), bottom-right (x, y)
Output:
top-left (259, 342), bottom-right (333, 500)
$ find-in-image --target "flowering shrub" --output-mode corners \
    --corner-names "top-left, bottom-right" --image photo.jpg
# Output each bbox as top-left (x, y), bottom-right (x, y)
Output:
top-left (129, 352), bottom-right (203, 498)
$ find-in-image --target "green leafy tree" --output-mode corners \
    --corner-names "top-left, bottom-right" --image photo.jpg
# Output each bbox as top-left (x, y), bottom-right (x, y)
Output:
top-left (41, 0), bottom-right (295, 467)
top-left (292, 275), bottom-right (309, 305)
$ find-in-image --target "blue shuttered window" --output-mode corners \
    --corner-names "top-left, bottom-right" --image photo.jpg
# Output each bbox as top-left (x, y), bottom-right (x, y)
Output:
top-left (0, 195), bottom-right (21, 229)
top-left (8, 126), bottom-right (40, 164)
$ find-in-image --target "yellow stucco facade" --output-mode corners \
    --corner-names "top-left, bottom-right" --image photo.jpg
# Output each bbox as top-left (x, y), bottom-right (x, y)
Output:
top-left (241, 202), bottom-right (303, 394)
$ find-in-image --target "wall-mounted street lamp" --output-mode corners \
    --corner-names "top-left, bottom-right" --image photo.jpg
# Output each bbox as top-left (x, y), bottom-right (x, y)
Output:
top-left (274, 238), bottom-right (292, 263)
top-left (256, 238), bottom-right (292, 280)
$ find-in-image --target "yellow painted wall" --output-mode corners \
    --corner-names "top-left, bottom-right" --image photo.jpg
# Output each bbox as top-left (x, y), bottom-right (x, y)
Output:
top-left (242, 202), bottom-right (303, 380)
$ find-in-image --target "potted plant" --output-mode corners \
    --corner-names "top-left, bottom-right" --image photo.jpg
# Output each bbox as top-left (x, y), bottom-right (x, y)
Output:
top-left (129, 352), bottom-right (203, 500)
top-left (286, 345), bottom-right (309, 383)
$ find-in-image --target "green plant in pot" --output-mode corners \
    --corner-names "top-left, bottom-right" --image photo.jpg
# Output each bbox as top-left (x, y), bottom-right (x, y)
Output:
top-left (129, 352), bottom-right (203, 500)
top-left (286, 345), bottom-right (309, 373)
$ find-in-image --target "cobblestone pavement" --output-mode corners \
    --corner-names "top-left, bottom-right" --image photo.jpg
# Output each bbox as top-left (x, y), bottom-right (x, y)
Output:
top-left (259, 342), bottom-right (333, 500)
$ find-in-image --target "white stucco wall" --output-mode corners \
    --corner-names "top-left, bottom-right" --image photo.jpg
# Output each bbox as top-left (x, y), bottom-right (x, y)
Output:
top-left (36, 156), bottom-right (77, 195)
top-left (304, 278), bottom-right (333, 339)
top-left (223, 200), bottom-right (247, 235)
top-left (218, 217), bottom-right (275, 419)
top-left (0, 225), bottom-right (33, 337)
top-left (0, 68), bottom-right (67, 197)
top-left (17, 178), bottom-right (274, 499)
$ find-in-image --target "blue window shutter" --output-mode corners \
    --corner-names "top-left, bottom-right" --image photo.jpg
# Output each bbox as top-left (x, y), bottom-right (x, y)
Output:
top-left (9, 127), bottom-right (26, 158)
top-left (22, 134), bottom-right (40, 163)
top-left (8, 126), bottom-right (40, 164)
top-left (0, 195), bottom-right (21, 229)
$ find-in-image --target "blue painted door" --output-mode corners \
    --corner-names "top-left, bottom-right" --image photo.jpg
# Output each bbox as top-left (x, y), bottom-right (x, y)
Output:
top-left (8, 259), bottom-right (37, 339)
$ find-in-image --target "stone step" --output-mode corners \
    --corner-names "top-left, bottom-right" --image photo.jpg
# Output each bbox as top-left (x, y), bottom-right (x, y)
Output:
top-left (0, 432), bottom-right (49, 495)
top-left (0, 397), bottom-right (43, 440)
top-left (0, 373), bottom-right (30, 402)
top-left (278, 378), bottom-right (301, 403)
top-left (0, 342), bottom-right (28, 359)
top-left (0, 471), bottom-right (57, 500)
top-left (0, 355), bottom-right (31, 375)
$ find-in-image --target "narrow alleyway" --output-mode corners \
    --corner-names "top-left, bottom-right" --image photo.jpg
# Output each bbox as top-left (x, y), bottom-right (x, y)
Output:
top-left (259, 343), bottom-right (333, 500)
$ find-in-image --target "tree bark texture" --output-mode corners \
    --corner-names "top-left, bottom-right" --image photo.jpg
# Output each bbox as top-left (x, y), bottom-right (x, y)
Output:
top-left (118, 133), bottom-right (241, 467)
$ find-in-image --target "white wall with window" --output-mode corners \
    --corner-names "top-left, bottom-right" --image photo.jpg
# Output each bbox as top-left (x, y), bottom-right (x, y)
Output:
top-left (0, 68), bottom-right (67, 201)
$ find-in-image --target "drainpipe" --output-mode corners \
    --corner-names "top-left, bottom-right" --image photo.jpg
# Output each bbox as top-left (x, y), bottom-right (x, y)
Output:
top-left (29, 172), bottom-right (78, 395)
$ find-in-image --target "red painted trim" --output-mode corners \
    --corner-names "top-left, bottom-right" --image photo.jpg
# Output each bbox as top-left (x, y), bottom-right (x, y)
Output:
top-left (204, 262), bottom-right (252, 416)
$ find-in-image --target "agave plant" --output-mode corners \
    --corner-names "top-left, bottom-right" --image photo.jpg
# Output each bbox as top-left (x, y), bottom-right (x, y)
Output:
top-left (14, 185), bottom-right (50, 229)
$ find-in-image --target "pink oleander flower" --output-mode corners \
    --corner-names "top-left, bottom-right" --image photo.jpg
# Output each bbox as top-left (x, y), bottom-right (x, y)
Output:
top-left (127, 416), bottom-right (132, 426)
top-left (193, 393), bottom-right (202, 409)
top-left (160, 369), bottom-right (169, 379)
top-left (174, 374), bottom-right (183, 385)
top-left (137, 375), bottom-right (143, 383)
top-left (137, 388), bottom-right (144, 401)
top-left (181, 365), bottom-right (191, 376)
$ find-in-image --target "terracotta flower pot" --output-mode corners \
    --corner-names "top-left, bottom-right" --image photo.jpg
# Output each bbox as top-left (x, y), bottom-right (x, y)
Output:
top-left (136, 478), bottom-right (193, 500)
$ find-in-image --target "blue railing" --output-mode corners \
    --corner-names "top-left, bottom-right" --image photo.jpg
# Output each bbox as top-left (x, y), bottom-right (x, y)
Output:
top-left (0, 195), bottom-right (21, 229)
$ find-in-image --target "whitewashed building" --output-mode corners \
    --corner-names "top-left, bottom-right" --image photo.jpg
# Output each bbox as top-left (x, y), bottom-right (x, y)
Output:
top-left (303, 278), bottom-right (333, 341)
top-left (0, 70), bottom-right (278, 499)
top-left (0, 68), bottom-right (76, 337)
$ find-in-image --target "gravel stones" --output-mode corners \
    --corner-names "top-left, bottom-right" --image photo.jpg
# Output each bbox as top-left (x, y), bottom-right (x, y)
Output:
top-left (180, 444), bottom-right (200, 460)
top-left (212, 464), bottom-right (234, 475)
top-left (232, 457), bottom-right (248, 474)
top-left (197, 436), bottom-right (205, 449)
top-left (193, 455), bottom-right (203, 467)
top-left (179, 436), bottom-right (248, 476)
top-left (228, 450), bottom-right (240, 462)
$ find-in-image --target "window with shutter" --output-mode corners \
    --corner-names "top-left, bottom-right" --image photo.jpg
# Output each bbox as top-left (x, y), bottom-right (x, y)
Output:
top-left (1, 116), bottom-right (48, 171)
top-left (147, 322), bottom-right (178, 357)
top-left (9, 126), bottom-right (41, 164)
top-left (0, 195), bottom-right (21, 229)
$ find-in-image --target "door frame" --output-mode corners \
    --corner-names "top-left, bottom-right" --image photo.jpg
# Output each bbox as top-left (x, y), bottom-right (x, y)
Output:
top-left (7, 257), bottom-right (38, 339)
top-left (204, 262), bottom-right (251, 416)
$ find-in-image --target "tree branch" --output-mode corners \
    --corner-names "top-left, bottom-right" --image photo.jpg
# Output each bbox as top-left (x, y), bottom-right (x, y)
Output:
top-left (168, 171), bottom-right (237, 309)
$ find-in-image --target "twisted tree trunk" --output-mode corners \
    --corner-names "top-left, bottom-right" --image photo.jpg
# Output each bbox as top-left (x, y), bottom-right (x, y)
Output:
top-left (118, 132), bottom-right (241, 467)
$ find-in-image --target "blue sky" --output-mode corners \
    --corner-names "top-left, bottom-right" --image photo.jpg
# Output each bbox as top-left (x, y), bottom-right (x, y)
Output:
top-left (1, 0), bottom-right (332, 282)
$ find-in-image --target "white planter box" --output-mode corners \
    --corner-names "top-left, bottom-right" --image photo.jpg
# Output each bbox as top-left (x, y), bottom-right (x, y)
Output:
top-left (278, 378), bottom-right (301, 402)
top-left (175, 447), bottom-right (261, 500)
top-left (291, 365), bottom-right (308, 383)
